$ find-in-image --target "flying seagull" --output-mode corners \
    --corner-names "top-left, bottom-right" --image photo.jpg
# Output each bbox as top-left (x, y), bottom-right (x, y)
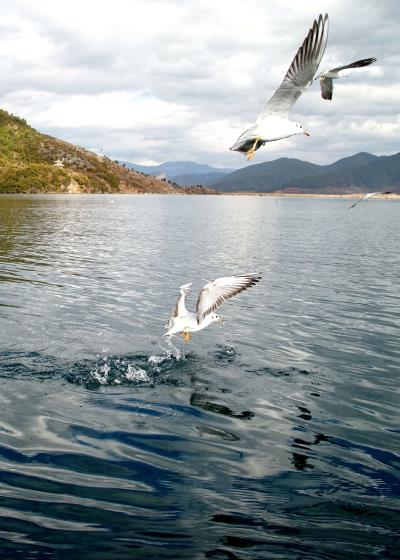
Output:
top-left (317, 58), bottom-right (377, 100)
top-left (230, 13), bottom-right (329, 161)
top-left (349, 191), bottom-right (391, 209)
top-left (164, 274), bottom-right (261, 341)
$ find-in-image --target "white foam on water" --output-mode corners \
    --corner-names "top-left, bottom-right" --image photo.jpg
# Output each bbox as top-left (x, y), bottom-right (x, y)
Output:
top-left (91, 362), bottom-right (110, 385)
top-left (125, 364), bottom-right (150, 383)
top-left (88, 355), bottom-right (151, 385)
top-left (148, 355), bottom-right (169, 366)
top-left (87, 335), bottom-right (186, 386)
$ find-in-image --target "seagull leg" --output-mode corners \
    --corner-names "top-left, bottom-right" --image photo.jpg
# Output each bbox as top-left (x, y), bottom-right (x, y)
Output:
top-left (179, 331), bottom-right (191, 342)
top-left (183, 331), bottom-right (191, 343)
top-left (246, 137), bottom-right (262, 161)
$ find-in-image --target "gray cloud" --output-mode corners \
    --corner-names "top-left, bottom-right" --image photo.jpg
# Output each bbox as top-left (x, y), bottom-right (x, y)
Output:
top-left (0, 0), bottom-right (398, 167)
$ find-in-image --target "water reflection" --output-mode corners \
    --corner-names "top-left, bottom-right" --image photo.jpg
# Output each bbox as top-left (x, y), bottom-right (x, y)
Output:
top-left (190, 393), bottom-right (254, 420)
top-left (0, 196), bottom-right (44, 282)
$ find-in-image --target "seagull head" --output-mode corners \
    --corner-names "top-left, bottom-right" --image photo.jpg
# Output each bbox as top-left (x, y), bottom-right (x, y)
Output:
top-left (209, 313), bottom-right (224, 325)
top-left (291, 122), bottom-right (310, 137)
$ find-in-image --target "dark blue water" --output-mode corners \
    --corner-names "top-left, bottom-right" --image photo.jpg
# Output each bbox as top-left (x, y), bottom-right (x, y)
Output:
top-left (0, 194), bottom-right (399, 559)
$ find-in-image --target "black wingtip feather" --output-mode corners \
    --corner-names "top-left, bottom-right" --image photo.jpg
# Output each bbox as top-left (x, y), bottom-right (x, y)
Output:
top-left (355, 57), bottom-right (378, 67)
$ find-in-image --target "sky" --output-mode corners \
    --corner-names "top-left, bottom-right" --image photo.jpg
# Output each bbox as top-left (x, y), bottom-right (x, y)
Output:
top-left (0, 0), bottom-right (398, 169)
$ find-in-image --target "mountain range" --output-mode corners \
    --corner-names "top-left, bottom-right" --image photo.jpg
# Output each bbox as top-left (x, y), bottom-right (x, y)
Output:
top-left (210, 152), bottom-right (400, 193)
top-left (122, 160), bottom-right (233, 186)
top-left (130, 152), bottom-right (400, 194)
top-left (125, 152), bottom-right (400, 193)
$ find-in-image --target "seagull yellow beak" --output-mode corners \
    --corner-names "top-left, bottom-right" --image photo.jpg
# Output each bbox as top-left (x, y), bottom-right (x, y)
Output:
top-left (218, 317), bottom-right (225, 324)
top-left (303, 130), bottom-right (310, 136)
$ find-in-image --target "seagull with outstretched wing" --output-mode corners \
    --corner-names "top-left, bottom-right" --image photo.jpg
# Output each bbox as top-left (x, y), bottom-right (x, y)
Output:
top-left (230, 14), bottom-right (329, 161)
top-left (165, 274), bottom-right (261, 342)
top-left (349, 191), bottom-right (391, 209)
top-left (317, 58), bottom-right (377, 100)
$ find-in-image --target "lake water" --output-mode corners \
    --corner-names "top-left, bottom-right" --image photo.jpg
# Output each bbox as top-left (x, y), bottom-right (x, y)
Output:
top-left (0, 194), bottom-right (399, 559)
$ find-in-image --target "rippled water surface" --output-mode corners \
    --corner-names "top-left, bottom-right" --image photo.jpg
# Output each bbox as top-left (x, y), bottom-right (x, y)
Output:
top-left (0, 194), bottom-right (399, 559)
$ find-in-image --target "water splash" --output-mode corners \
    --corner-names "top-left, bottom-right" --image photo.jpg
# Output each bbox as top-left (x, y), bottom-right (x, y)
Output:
top-left (124, 364), bottom-right (150, 383)
top-left (91, 359), bottom-right (111, 385)
top-left (66, 337), bottom-right (188, 387)
top-left (66, 354), bottom-right (153, 387)
top-left (148, 336), bottom-right (184, 367)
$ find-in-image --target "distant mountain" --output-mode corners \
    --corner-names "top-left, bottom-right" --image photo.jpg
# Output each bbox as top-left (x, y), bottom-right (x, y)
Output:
top-left (172, 171), bottom-right (229, 187)
top-left (324, 152), bottom-right (378, 171)
top-left (122, 160), bottom-right (233, 180)
top-left (210, 152), bottom-right (400, 193)
top-left (210, 158), bottom-right (321, 192)
top-left (0, 109), bottom-right (215, 194)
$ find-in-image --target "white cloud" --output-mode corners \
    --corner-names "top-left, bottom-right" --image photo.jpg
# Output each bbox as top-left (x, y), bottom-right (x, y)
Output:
top-left (0, 0), bottom-right (398, 167)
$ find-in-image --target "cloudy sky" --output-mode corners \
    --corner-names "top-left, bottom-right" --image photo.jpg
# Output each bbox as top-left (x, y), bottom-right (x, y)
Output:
top-left (0, 0), bottom-right (398, 168)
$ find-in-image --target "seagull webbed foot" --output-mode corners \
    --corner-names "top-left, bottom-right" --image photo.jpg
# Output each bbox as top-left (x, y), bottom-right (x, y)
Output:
top-left (245, 137), bottom-right (262, 161)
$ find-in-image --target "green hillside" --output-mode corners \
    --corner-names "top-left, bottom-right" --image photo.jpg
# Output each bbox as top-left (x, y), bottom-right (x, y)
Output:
top-left (0, 109), bottom-right (213, 194)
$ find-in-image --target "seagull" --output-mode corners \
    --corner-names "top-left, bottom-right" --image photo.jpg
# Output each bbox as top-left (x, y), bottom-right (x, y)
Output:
top-left (317, 58), bottom-right (377, 100)
top-left (164, 274), bottom-right (261, 342)
top-left (349, 191), bottom-right (391, 209)
top-left (230, 14), bottom-right (329, 161)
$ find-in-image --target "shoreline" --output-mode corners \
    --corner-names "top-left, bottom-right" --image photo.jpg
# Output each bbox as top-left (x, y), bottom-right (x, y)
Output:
top-left (219, 192), bottom-right (399, 199)
top-left (0, 191), bottom-right (398, 199)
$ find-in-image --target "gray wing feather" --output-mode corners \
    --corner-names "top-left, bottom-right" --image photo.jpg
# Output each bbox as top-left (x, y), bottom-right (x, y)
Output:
top-left (196, 274), bottom-right (261, 323)
top-left (320, 76), bottom-right (333, 100)
top-left (330, 57), bottom-right (377, 73)
top-left (258, 13), bottom-right (329, 119)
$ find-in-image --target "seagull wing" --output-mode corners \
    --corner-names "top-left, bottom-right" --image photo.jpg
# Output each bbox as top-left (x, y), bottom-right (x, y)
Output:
top-left (330, 57), bottom-right (377, 73)
top-left (258, 13), bottom-right (329, 120)
top-left (166, 282), bottom-right (192, 328)
top-left (349, 197), bottom-right (365, 209)
top-left (349, 192), bottom-right (378, 209)
top-left (319, 75), bottom-right (333, 99)
top-left (349, 191), bottom-right (391, 209)
top-left (196, 274), bottom-right (261, 324)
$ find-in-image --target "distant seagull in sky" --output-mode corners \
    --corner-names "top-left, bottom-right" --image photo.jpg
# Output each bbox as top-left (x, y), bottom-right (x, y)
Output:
top-left (349, 191), bottom-right (391, 209)
top-left (230, 14), bottom-right (329, 161)
top-left (165, 274), bottom-right (261, 341)
top-left (317, 58), bottom-right (377, 100)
